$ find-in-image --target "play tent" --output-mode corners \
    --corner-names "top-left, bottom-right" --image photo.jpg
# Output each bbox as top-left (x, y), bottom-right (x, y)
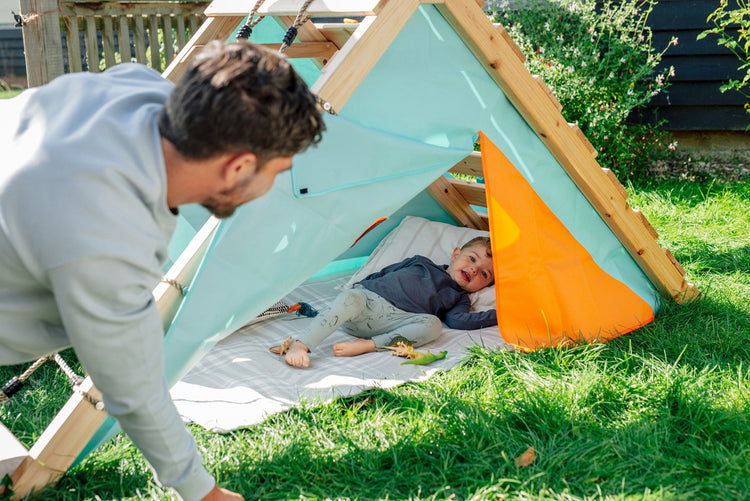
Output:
top-left (3, 0), bottom-right (698, 497)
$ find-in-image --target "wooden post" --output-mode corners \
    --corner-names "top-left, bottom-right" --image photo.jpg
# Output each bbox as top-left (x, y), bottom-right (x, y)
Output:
top-left (20, 0), bottom-right (65, 87)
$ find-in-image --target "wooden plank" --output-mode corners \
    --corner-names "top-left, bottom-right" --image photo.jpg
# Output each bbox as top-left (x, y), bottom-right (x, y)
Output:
top-left (60, 1), bottom-right (207, 17)
top-left (66, 16), bottom-right (82, 73)
top-left (163, 15), bottom-right (175, 65)
top-left (272, 16), bottom-right (329, 67)
top-left (20, 0), bottom-right (65, 86)
top-left (634, 209), bottom-right (659, 240)
top-left (312, 0), bottom-right (421, 113)
top-left (449, 151), bottom-right (483, 178)
top-left (452, 178), bottom-right (487, 208)
top-left (189, 14), bottom-right (199, 34)
top-left (102, 16), bottom-right (116, 68)
top-left (149, 15), bottom-right (161, 71)
top-left (0, 422), bottom-right (28, 483)
top-left (569, 122), bottom-right (598, 158)
top-left (8, 379), bottom-right (105, 499)
top-left (84, 15), bottom-right (99, 72)
top-left (427, 176), bottom-right (489, 230)
top-left (175, 15), bottom-right (187, 50)
top-left (118, 16), bottom-right (131, 63)
top-left (163, 15), bottom-right (245, 81)
top-left (259, 41), bottom-right (337, 60)
top-left (437, 0), bottom-right (697, 302)
top-left (602, 168), bottom-right (629, 201)
top-left (204, 0), bottom-right (382, 17)
top-left (134, 15), bottom-right (147, 64)
top-left (7, 219), bottom-right (221, 498)
top-left (315, 23), bottom-right (357, 49)
top-left (154, 218), bottom-right (220, 329)
top-left (533, 75), bottom-right (562, 112)
top-left (492, 22), bottom-right (524, 63)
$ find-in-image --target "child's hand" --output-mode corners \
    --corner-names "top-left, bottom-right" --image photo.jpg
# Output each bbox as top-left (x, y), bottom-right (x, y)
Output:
top-left (284, 341), bottom-right (310, 368)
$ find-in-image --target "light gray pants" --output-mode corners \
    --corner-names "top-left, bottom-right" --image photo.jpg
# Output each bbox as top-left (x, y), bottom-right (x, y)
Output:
top-left (296, 287), bottom-right (443, 351)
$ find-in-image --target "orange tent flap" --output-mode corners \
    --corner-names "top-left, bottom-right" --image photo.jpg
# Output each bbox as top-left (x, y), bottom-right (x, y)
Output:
top-left (479, 132), bottom-right (654, 351)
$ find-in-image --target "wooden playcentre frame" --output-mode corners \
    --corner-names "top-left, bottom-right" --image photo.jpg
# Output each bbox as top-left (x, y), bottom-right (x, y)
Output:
top-left (2, 1), bottom-right (698, 497)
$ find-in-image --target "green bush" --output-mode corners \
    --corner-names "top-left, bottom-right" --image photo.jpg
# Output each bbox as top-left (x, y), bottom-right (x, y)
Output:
top-left (485, 0), bottom-right (678, 179)
top-left (698, 0), bottom-right (750, 129)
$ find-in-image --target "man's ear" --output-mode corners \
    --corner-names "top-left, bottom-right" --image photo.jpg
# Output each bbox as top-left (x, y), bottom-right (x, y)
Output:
top-left (221, 152), bottom-right (257, 185)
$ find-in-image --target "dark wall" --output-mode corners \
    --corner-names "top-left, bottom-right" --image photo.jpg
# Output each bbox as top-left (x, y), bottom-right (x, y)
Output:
top-left (0, 25), bottom-right (26, 80)
top-left (642, 0), bottom-right (748, 131)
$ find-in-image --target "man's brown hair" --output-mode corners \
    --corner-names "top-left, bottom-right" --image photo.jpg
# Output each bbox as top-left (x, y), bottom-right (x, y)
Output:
top-left (158, 41), bottom-right (324, 160)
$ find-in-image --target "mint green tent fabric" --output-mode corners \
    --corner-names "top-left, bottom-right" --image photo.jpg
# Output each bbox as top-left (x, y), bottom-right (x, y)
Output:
top-left (80, 5), bottom-right (659, 459)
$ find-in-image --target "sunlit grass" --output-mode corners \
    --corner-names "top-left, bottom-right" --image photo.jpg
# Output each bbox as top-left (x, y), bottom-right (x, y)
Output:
top-left (2, 178), bottom-right (748, 500)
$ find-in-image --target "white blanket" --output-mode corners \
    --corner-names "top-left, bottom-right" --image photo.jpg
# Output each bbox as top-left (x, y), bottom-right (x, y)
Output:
top-left (171, 271), bottom-right (512, 432)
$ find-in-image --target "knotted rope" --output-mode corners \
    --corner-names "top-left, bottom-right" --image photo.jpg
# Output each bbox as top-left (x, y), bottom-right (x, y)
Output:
top-left (235, 0), bottom-right (267, 40)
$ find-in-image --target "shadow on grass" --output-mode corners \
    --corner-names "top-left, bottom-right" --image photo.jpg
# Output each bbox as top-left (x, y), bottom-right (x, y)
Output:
top-left (237, 381), bottom-right (749, 500)
top-left (618, 292), bottom-right (750, 373)
top-left (671, 241), bottom-right (750, 275)
top-left (39, 365), bottom-right (750, 501)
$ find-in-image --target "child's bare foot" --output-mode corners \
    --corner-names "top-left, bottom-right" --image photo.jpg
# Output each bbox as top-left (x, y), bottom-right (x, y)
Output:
top-left (284, 341), bottom-right (310, 368)
top-left (332, 338), bottom-right (377, 357)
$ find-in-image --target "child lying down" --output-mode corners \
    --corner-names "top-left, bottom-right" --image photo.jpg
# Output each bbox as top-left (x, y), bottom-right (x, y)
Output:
top-left (280, 236), bottom-right (497, 368)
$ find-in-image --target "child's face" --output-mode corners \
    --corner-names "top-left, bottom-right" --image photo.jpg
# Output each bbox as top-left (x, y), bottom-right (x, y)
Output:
top-left (445, 244), bottom-right (494, 293)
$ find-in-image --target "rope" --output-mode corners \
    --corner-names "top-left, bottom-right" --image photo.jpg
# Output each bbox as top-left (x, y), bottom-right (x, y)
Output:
top-left (14, 1), bottom-right (73, 39)
top-left (1, 353), bottom-right (104, 410)
top-left (1, 355), bottom-right (51, 404)
top-left (279, 0), bottom-right (315, 54)
top-left (235, 0), bottom-right (267, 40)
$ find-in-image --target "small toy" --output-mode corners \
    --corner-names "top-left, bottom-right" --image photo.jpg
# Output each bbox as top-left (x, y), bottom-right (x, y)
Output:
top-left (269, 336), bottom-right (294, 358)
top-left (381, 341), bottom-right (447, 365)
top-left (287, 302), bottom-right (318, 317)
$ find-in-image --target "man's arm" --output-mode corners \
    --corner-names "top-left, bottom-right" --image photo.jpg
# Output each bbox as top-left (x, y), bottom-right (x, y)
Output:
top-left (48, 257), bottom-right (216, 500)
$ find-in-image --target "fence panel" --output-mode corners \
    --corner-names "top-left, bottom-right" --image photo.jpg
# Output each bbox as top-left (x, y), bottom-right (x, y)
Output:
top-left (20, 0), bottom-right (208, 86)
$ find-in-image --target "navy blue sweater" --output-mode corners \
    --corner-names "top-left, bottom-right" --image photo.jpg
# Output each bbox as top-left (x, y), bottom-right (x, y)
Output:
top-left (357, 255), bottom-right (497, 330)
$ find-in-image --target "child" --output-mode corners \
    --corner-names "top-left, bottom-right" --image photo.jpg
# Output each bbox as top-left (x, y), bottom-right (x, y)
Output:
top-left (283, 237), bottom-right (497, 368)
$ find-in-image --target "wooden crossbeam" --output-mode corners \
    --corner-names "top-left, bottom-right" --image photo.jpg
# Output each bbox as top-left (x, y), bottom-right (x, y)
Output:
top-left (204, 0), bottom-right (382, 17)
top-left (259, 41), bottom-right (337, 59)
top-left (427, 176), bottom-right (489, 231)
top-left (449, 151), bottom-right (483, 178)
top-left (451, 179), bottom-right (488, 208)
top-left (315, 23), bottom-right (358, 49)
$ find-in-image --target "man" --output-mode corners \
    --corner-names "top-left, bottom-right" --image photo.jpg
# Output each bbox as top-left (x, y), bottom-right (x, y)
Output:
top-left (0, 41), bottom-right (324, 500)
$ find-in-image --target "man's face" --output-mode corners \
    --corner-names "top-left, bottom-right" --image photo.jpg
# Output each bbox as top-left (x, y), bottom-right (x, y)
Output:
top-left (445, 244), bottom-right (494, 293)
top-left (201, 155), bottom-right (293, 219)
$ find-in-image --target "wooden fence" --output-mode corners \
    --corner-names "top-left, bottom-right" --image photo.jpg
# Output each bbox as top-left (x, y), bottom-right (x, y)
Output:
top-left (19, 0), bottom-right (208, 87)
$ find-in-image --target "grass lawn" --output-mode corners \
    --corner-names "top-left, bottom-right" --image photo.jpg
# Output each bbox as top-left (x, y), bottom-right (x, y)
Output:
top-left (1, 178), bottom-right (748, 500)
top-left (0, 89), bottom-right (23, 99)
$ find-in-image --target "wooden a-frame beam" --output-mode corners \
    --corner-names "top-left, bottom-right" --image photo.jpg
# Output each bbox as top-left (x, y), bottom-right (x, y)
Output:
top-left (435, 0), bottom-right (697, 301)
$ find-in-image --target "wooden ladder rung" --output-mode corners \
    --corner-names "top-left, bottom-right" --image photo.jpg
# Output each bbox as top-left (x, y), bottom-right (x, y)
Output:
top-left (569, 123), bottom-right (598, 158)
top-left (259, 41), bottom-right (337, 59)
top-left (634, 209), bottom-right (659, 240)
top-left (449, 151), bottom-right (483, 178)
top-left (664, 249), bottom-right (685, 276)
top-left (533, 75), bottom-right (562, 112)
top-left (602, 168), bottom-right (629, 201)
top-left (493, 23), bottom-right (525, 63)
top-left (451, 178), bottom-right (488, 208)
top-left (314, 23), bottom-right (358, 49)
top-left (427, 176), bottom-right (489, 231)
